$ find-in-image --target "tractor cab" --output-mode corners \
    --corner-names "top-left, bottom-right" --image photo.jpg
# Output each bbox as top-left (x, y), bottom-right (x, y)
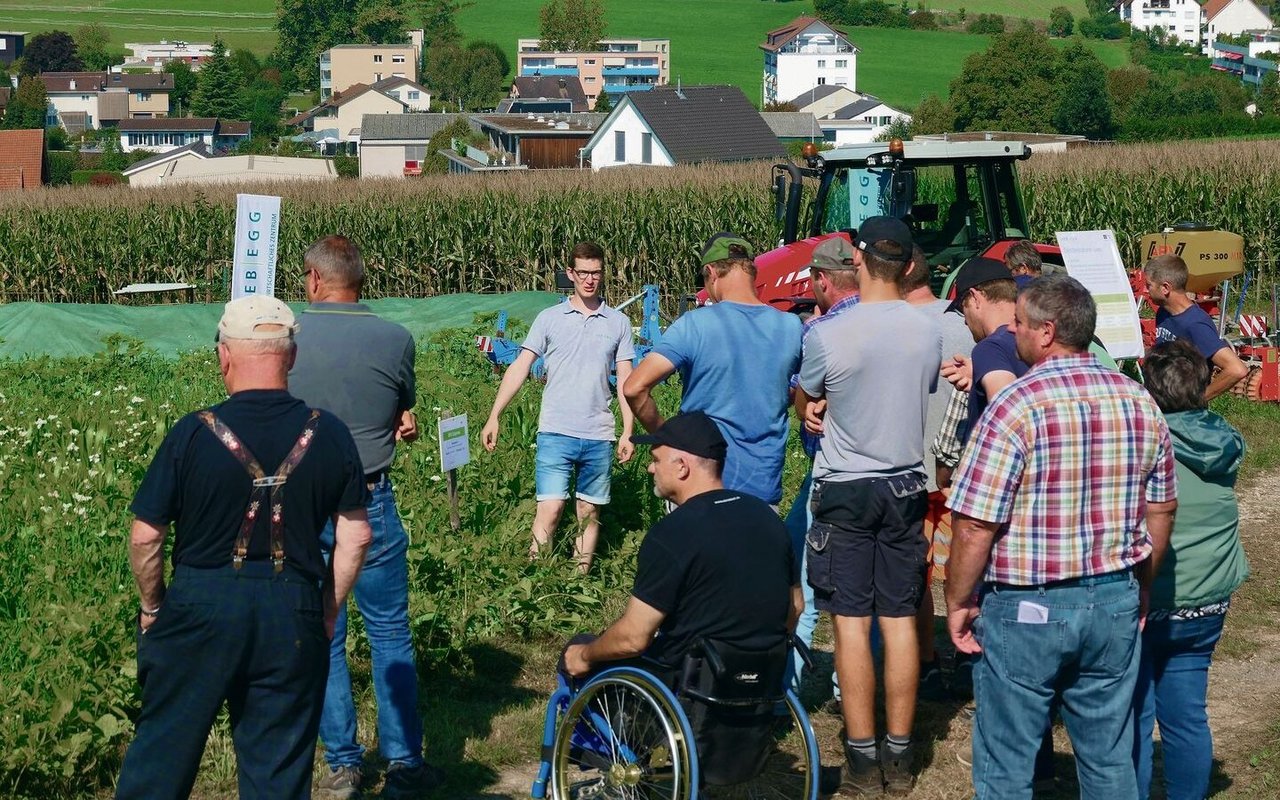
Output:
top-left (755, 138), bottom-right (1056, 313)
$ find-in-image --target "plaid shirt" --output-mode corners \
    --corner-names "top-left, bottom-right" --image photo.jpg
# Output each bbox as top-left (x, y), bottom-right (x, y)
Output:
top-left (948, 353), bottom-right (1177, 585)
top-left (930, 385), bottom-right (970, 469)
top-left (791, 293), bottom-right (860, 458)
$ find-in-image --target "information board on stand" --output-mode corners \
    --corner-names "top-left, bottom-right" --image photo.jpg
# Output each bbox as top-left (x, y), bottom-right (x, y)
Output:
top-left (1055, 229), bottom-right (1145, 360)
top-left (438, 414), bottom-right (470, 531)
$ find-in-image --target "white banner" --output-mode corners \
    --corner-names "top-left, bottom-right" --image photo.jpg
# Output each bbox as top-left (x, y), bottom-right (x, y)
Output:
top-left (1055, 229), bottom-right (1145, 361)
top-left (230, 194), bottom-right (282, 299)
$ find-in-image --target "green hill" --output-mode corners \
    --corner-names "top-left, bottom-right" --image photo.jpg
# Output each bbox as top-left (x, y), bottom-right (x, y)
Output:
top-left (0, 0), bottom-right (277, 53)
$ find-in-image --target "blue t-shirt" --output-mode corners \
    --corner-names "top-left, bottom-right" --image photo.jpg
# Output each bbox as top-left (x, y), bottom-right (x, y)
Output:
top-left (654, 302), bottom-right (803, 504)
top-left (967, 327), bottom-right (1029, 440)
top-left (1154, 305), bottom-right (1228, 362)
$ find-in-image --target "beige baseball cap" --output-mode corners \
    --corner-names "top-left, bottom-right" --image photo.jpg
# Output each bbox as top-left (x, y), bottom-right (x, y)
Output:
top-left (217, 296), bottom-right (298, 341)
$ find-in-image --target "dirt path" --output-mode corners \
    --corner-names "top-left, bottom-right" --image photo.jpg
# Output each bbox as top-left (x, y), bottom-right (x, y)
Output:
top-left (471, 468), bottom-right (1280, 800)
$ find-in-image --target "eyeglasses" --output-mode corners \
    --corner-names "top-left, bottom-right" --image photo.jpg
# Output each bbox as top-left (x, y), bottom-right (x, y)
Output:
top-left (572, 269), bottom-right (604, 280)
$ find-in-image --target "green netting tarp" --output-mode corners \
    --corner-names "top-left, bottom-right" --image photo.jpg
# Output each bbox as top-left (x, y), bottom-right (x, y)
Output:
top-left (0, 293), bottom-right (562, 359)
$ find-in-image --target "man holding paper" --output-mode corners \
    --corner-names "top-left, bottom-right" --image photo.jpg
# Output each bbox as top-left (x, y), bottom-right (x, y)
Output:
top-left (945, 274), bottom-right (1177, 799)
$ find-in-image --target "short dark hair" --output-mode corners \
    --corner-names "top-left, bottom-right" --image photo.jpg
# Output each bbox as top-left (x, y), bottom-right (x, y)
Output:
top-left (570, 241), bottom-right (604, 266)
top-left (899, 244), bottom-right (931, 293)
top-left (814, 265), bottom-right (858, 291)
top-left (1143, 339), bottom-right (1210, 413)
top-left (1143, 254), bottom-right (1189, 291)
top-left (304, 235), bottom-right (364, 291)
top-left (708, 257), bottom-right (757, 279)
top-left (1004, 240), bottom-right (1042, 274)
top-left (973, 278), bottom-right (1019, 305)
top-left (862, 240), bottom-right (911, 284)
top-left (1020, 274), bottom-right (1096, 351)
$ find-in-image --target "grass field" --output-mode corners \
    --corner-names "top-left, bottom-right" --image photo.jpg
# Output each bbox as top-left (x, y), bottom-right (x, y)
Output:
top-left (7, 1), bottom-right (1124, 111)
top-left (922, 0), bottom-right (1090, 17)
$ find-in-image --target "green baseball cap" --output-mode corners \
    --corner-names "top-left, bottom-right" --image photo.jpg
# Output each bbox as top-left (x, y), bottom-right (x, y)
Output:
top-left (700, 232), bottom-right (754, 266)
top-left (808, 237), bottom-right (857, 271)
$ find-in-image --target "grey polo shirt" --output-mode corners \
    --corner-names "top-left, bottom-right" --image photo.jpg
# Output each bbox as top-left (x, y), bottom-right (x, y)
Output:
top-left (798, 301), bottom-right (942, 482)
top-left (289, 302), bottom-right (415, 475)
top-left (522, 300), bottom-right (635, 441)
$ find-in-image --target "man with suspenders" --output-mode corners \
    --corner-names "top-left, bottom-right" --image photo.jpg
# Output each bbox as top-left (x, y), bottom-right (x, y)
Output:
top-left (118, 296), bottom-right (373, 799)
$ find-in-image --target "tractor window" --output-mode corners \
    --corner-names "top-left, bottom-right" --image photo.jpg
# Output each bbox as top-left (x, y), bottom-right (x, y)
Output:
top-left (991, 160), bottom-right (1029, 239)
top-left (821, 167), bottom-right (892, 234)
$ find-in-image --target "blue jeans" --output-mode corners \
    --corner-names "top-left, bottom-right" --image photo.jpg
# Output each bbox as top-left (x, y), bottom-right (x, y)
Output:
top-left (535, 432), bottom-right (613, 505)
top-left (783, 471), bottom-right (819, 696)
top-left (1132, 613), bottom-right (1226, 800)
top-left (319, 477), bottom-right (423, 769)
top-left (971, 573), bottom-right (1141, 800)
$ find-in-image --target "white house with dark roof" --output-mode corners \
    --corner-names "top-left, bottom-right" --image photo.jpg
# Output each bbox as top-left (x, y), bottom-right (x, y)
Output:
top-left (761, 17), bottom-right (859, 107)
top-left (370, 75), bottom-right (431, 112)
top-left (585, 84), bottom-right (785, 170)
top-left (288, 83), bottom-right (408, 148)
top-left (1118, 0), bottom-right (1204, 48)
top-left (117, 117), bottom-right (250, 153)
top-left (358, 113), bottom-right (480, 177)
top-left (788, 85), bottom-right (910, 143)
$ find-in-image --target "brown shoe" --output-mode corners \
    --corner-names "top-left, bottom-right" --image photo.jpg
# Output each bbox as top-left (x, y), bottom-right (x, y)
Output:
top-left (879, 740), bottom-right (915, 796)
top-left (840, 741), bottom-right (884, 796)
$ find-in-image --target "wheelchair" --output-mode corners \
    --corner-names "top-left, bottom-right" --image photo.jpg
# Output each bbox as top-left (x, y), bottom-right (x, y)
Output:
top-left (531, 636), bottom-right (821, 799)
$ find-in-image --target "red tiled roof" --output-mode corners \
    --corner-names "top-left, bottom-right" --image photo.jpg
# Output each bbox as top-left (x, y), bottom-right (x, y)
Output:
top-left (219, 120), bottom-right (252, 136)
top-left (1203, 0), bottom-right (1232, 20)
top-left (760, 16), bottom-right (851, 52)
top-left (0, 129), bottom-right (45, 189)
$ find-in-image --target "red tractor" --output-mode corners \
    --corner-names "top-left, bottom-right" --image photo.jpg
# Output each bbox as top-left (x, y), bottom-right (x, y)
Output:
top-left (733, 138), bottom-right (1060, 313)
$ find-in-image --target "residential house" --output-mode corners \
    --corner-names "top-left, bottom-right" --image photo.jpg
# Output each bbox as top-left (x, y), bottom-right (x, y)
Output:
top-left (42, 71), bottom-right (173, 133)
top-left (515, 37), bottom-right (670, 107)
top-left (1205, 0), bottom-right (1273, 50)
top-left (289, 83), bottom-right (409, 149)
top-left (358, 113), bottom-right (479, 177)
top-left (135, 154), bottom-right (338, 187)
top-left (0, 129), bottom-right (46, 189)
top-left (472, 113), bottom-right (602, 169)
top-left (497, 75), bottom-right (591, 113)
top-left (788, 86), bottom-right (911, 144)
top-left (761, 17), bottom-right (858, 107)
top-left (122, 141), bottom-right (209, 186)
top-left (371, 75), bottom-right (431, 112)
top-left (124, 41), bottom-right (215, 71)
top-left (1118, 0), bottom-right (1204, 48)
top-left (320, 30), bottom-right (423, 100)
top-left (585, 84), bottom-right (785, 170)
top-left (117, 117), bottom-right (250, 154)
top-left (760, 111), bottom-right (822, 145)
top-left (1210, 33), bottom-right (1280, 85)
top-left (0, 32), bottom-right (23, 66)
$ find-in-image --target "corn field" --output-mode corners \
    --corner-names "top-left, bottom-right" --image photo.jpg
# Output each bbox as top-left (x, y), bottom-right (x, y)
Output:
top-left (2, 140), bottom-right (1279, 303)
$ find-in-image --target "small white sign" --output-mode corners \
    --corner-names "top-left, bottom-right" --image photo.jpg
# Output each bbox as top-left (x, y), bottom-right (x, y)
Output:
top-left (438, 414), bottom-right (471, 472)
top-left (1055, 229), bottom-right (1145, 361)
top-left (231, 193), bottom-right (282, 299)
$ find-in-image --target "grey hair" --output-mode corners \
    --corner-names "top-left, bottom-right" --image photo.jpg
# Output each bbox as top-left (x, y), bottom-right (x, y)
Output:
top-left (1020, 274), bottom-right (1096, 351)
top-left (221, 335), bottom-right (296, 356)
top-left (304, 234), bottom-right (365, 291)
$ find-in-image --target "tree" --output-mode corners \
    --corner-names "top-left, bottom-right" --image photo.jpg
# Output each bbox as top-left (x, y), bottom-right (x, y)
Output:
top-left (1257, 70), bottom-right (1280, 116)
top-left (164, 60), bottom-right (198, 116)
top-left (1, 76), bottom-right (48, 129)
top-left (1048, 6), bottom-right (1074, 37)
top-left (355, 3), bottom-right (408, 43)
top-left (230, 48), bottom-right (263, 83)
top-left (74, 23), bottom-right (119, 71)
top-left (593, 88), bottom-right (613, 112)
top-left (946, 29), bottom-right (1060, 132)
top-left (910, 92), bottom-right (955, 135)
top-left (468, 40), bottom-right (510, 80)
top-left (99, 134), bottom-right (127, 172)
top-left (274, 0), bottom-right (362, 87)
top-left (1106, 64), bottom-right (1153, 121)
top-left (191, 38), bottom-right (248, 119)
top-left (1053, 42), bottom-right (1115, 139)
top-left (425, 42), bottom-right (504, 110)
top-left (20, 30), bottom-right (82, 76)
top-left (539, 0), bottom-right (607, 52)
top-left (420, 0), bottom-right (468, 49)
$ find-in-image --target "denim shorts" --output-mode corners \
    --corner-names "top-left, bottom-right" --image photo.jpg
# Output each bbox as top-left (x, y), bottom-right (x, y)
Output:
top-left (535, 432), bottom-right (613, 505)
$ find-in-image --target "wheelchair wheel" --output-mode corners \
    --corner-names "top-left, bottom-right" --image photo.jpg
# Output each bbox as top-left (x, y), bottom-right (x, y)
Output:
top-left (703, 691), bottom-right (820, 800)
top-left (549, 668), bottom-right (695, 800)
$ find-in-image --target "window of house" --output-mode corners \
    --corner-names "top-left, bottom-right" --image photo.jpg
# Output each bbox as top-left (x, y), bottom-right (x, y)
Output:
top-left (642, 132), bottom-right (652, 164)
top-left (392, 54), bottom-right (406, 63)
top-left (374, 72), bottom-right (383, 81)
top-left (585, 59), bottom-right (596, 65)
top-left (0, 40), bottom-right (6, 50)
top-left (137, 92), bottom-right (151, 101)
top-left (405, 144), bottom-right (426, 166)
top-left (817, 77), bottom-right (827, 85)
top-left (374, 54), bottom-right (384, 63)
top-left (407, 91), bottom-right (420, 100)
top-left (392, 72), bottom-right (405, 78)
top-left (880, 115), bottom-right (891, 125)
top-left (585, 76), bottom-right (596, 83)
top-left (87, 115), bottom-right (93, 126)
top-left (615, 130), bottom-right (625, 162)
top-left (817, 59), bottom-right (826, 68)
top-left (81, 94), bottom-right (91, 101)
top-left (835, 59), bottom-right (847, 68)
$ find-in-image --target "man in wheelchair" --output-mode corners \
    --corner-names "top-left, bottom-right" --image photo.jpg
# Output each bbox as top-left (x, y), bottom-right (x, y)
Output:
top-left (557, 411), bottom-right (805, 793)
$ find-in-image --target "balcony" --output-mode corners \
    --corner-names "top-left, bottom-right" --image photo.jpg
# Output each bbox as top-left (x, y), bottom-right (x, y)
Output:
top-left (600, 82), bottom-right (657, 92)
top-left (520, 66), bottom-right (579, 76)
top-left (777, 42), bottom-right (856, 55)
top-left (603, 66), bottom-right (659, 76)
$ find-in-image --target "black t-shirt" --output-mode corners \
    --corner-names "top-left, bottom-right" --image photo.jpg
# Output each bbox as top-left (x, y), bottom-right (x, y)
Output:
top-left (632, 489), bottom-right (799, 668)
top-left (131, 390), bottom-right (369, 583)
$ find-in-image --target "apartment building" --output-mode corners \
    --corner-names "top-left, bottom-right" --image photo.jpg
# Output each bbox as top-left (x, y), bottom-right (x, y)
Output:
top-left (41, 71), bottom-right (173, 133)
top-left (760, 17), bottom-right (859, 107)
top-left (320, 30), bottom-right (423, 100)
top-left (1118, 0), bottom-right (1205, 48)
top-left (515, 37), bottom-right (670, 106)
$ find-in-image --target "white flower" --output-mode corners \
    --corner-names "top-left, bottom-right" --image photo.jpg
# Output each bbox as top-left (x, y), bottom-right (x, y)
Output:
top-left (430, 475), bottom-right (442, 482)
top-left (92, 390), bottom-right (102, 397)
top-left (69, 429), bottom-right (80, 436)
top-left (66, 443), bottom-right (79, 453)
top-left (34, 418), bottom-right (46, 428)
top-left (130, 396), bottom-right (144, 404)
top-left (72, 493), bottom-right (91, 503)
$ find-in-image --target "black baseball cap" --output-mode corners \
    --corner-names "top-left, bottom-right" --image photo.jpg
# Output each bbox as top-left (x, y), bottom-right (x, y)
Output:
top-left (632, 411), bottom-right (728, 461)
top-left (945, 257), bottom-right (1014, 313)
top-left (853, 216), bottom-right (913, 264)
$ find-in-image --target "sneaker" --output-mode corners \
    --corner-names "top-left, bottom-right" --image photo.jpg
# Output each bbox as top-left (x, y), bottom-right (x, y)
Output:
top-left (879, 741), bottom-right (915, 797)
top-left (380, 762), bottom-right (445, 799)
top-left (840, 740), bottom-right (884, 796)
top-left (318, 765), bottom-right (362, 800)
top-left (918, 658), bottom-right (948, 703)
